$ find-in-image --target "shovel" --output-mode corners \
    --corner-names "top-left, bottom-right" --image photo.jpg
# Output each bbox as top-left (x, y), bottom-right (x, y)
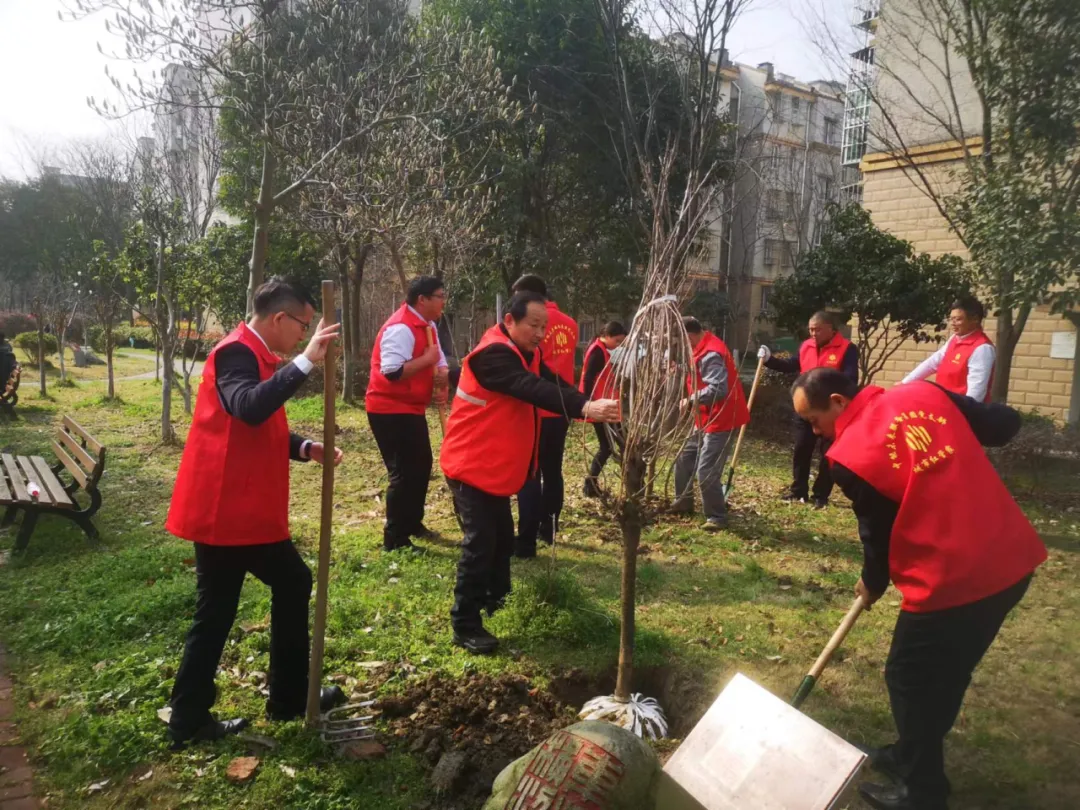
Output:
top-left (792, 595), bottom-right (866, 708)
top-left (305, 280), bottom-right (373, 743)
top-left (722, 354), bottom-right (766, 498)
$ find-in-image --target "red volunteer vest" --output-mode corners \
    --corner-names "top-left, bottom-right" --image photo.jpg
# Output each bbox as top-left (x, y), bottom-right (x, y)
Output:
top-left (578, 339), bottom-right (618, 423)
top-left (440, 325), bottom-right (542, 496)
top-left (934, 330), bottom-right (994, 402)
top-left (799, 333), bottom-right (852, 372)
top-left (365, 303), bottom-right (435, 415)
top-left (827, 383), bottom-right (1046, 612)
top-left (539, 301), bottom-right (579, 418)
top-left (687, 332), bottom-right (750, 433)
top-left (166, 323), bottom-right (291, 546)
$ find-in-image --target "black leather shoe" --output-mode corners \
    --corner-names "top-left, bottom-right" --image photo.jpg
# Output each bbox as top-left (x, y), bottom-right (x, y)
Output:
top-left (268, 685), bottom-right (347, 722)
top-left (411, 524), bottom-right (440, 541)
top-left (853, 743), bottom-right (903, 782)
top-left (385, 540), bottom-right (425, 554)
top-left (781, 493), bottom-right (808, 504)
top-left (859, 782), bottom-right (948, 810)
top-left (168, 717), bottom-right (249, 750)
top-left (812, 498), bottom-right (829, 510)
top-left (452, 626), bottom-right (499, 654)
top-left (514, 539), bottom-right (537, 559)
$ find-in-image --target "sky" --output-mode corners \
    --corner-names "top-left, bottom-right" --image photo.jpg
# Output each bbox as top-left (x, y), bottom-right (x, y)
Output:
top-left (0, 0), bottom-right (853, 180)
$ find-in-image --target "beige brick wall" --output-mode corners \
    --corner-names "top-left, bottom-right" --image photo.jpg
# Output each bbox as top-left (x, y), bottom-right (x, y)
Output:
top-left (857, 165), bottom-right (1078, 422)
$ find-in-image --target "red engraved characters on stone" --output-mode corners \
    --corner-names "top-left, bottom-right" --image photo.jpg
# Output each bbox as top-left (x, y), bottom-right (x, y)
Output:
top-left (504, 730), bottom-right (626, 810)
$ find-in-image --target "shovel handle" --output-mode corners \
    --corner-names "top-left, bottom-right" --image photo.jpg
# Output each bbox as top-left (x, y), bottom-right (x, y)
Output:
top-left (791, 596), bottom-right (865, 709)
top-left (725, 355), bottom-right (767, 482)
top-left (428, 327), bottom-right (448, 434)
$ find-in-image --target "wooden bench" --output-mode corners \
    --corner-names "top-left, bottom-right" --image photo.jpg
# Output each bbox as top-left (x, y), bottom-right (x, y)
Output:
top-left (0, 416), bottom-right (106, 552)
top-left (0, 362), bottom-right (19, 419)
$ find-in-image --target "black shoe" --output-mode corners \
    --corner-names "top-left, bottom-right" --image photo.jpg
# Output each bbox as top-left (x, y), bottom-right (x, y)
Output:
top-left (859, 782), bottom-right (948, 810)
top-left (411, 524), bottom-right (440, 541)
top-left (781, 493), bottom-right (808, 504)
top-left (452, 626), bottom-right (499, 654)
top-left (583, 477), bottom-right (601, 498)
top-left (267, 685), bottom-right (347, 722)
top-left (385, 539), bottom-right (425, 554)
top-left (514, 545), bottom-right (537, 559)
top-left (812, 498), bottom-right (829, 510)
top-left (168, 717), bottom-right (249, 750)
top-left (853, 743), bottom-right (903, 783)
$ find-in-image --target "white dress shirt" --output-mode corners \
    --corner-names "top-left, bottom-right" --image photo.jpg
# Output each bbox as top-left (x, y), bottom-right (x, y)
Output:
top-left (902, 332), bottom-right (996, 401)
top-left (379, 306), bottom-right (448, 374)
top-left (247, 323), bottom-right (314, 375)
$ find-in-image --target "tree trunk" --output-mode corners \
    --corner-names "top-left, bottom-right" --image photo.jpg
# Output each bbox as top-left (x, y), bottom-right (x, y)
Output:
top-left (387, 238), bottom-right (410, 297)
top-left (614, 455), bottom-right (646, 702)
top-left (351, 241), bottom-right (368, 356)
top-left (56, 320), bottom-right (67, 384)
top-left (105, 325), bottom-right (115, 399)
top-left (37, 323), bottom-right (46, 396)
top-left (337, 246), bottom-right (355, 404)
top-left (991, 304), bottom-right (1028, 404)
top-left (247, 144), bottom-right (276, 317)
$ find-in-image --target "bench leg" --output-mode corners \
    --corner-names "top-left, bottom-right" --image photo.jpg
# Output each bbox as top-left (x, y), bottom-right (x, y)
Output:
top-left (73, 513), bottom-right (100, 543)
top-left (14, 511), bottom-right (38, 552)
top-left (1, 506), bottom-right (16, 529)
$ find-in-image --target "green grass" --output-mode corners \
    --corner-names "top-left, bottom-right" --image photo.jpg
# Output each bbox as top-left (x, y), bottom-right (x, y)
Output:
top-left (1, 379), bottom-right (1078, 809)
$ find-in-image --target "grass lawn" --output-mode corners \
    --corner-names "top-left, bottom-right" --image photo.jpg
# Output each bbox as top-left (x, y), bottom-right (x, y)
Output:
top-left (0, 377), bottom-right (1077, 809)
top-left (13, 347), bottom-right (161, 386)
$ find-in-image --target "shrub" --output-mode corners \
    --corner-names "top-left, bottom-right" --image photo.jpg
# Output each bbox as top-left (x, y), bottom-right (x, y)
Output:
top-left (113, 326), bottom-right (156, 349)
top-left (988, 409), bottom-right (1080, 493)
top-left (0, 312), bottom-right (37, 338)
top-left (13, 331), bottom-right (58, 362)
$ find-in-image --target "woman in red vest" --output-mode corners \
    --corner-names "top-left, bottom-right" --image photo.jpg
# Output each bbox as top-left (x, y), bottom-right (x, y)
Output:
top-left (365, 275), bottom-right (448, 552)
top-left (673, 317), bottom-right (749, 531)
top-left (440, 292), bottom-right (619, 654)
top-left (510, 274), bottom-right (580, 555)
top-left (164, 279), bottom-right (345, 747)
top-left (758, 310), bottom-right (858, 508)
top-left (902, 295), bottom-right (995, 402)
top-left (580, 321), bottom-right (628, 497)
top-left (792, 368), bottom-right (1046, 810)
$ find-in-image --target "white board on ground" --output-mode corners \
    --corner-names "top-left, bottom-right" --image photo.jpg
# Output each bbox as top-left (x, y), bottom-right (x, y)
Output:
top-left (659, 673), bottom-right (866, 810)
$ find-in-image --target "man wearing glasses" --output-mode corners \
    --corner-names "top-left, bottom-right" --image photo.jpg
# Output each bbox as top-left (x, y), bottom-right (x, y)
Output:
top-left (366, 275), bottom-right (449, 552)
top-left (165, 277), bottom-right (345, 747)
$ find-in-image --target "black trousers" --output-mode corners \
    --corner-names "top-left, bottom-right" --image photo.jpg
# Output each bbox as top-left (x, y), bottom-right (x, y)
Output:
top-left (791, 416), bottom-right (834, 501)
top-left (367, 412), bottom-right (432, 550)
top-left (517, 416), bottom-right (569, 551)
top-left (884, 575), bottom-right (1032, 801)
top-left (169, 540), bottom-right (313, 734)
top-left (589, 423), bottom-right (623, 478)
top-left (448, 479), bottom-right (514, 633)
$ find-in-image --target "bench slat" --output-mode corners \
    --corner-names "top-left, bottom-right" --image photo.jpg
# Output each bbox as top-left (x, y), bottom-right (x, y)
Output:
top-left (0, 459), bottom-right (11, 504)
top-left (55, 426), bottom-right (97, 475)
top-left (62, 416), bottom-right (104, 455)
top-left (31, 456), bottom-right (74, 509)
top-left (16, 456), bottom-right (52, 505)
top-left (2, 454), bottom-right (29, 502)
top-left (51, 440), bottom-right (89, 489)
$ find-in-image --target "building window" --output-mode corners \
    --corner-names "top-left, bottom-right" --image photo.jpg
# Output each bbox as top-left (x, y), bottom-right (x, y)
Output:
top-left (780, 241), bottom-right (796, 271)
top-left (760, 285), bottom-right (773, 313)
top-left (790, 96), bottom-right (802, 121)
top-left (772, 93), bottom-right (785, 124)
top-left (579, 321), bottom-right (595, 344)
top-left (766, 190), bottom-right (783, 222)
top-left (763, 240), bottom-right (776, 266)
top-left (820, 174), bottom-right (835, 202)
top-left (824, 117), bottom-right (838, 146)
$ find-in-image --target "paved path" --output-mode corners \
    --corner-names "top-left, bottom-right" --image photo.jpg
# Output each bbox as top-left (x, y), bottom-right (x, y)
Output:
top-left (0, 645), bottom-right (40, 809)
top-left (85, 353), bottom-right (204, 383)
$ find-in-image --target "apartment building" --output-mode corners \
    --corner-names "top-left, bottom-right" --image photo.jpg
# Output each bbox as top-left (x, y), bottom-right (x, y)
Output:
top-left (690, 56), bottom-right (845, 348)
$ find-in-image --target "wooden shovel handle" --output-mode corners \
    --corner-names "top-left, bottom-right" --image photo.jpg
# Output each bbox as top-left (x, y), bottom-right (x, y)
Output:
top-left (807, 596), bottom-right (865, 680)
top-left (727, 355), bottom-right (767, 474)
top-left (428, 327), bottom-right (448, 434)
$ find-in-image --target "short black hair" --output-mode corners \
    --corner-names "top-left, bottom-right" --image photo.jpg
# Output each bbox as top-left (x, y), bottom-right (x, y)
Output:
top-left (406, 275), bottom-right (444, 306)
top-left (810, 311), bottom-right (834, 327)
top-left (253, 277), bottom-right (316, 318)
top-left (511, 274), bottom-right (548, 297)
top-left (951, 295), bottom-right (984, 321)
top-left (506, 291), bottom-right (547, 321)
top-left (682, 316), bottom-right (703, 334)
top-left (792, 367), bottom-right (860, 410)
top-left (600, 321), bottom-right (627, 338)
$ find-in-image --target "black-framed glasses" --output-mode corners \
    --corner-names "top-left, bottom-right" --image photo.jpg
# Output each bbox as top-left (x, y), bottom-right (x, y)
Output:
top-left (285, 313), bottom-right (312, 333)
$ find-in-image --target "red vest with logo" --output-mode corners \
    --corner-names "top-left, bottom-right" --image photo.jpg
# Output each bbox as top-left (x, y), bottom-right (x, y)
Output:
top-left (365, 304), bottom-right (435, 415)
top-left (799, 333), bottom-right (852, 372)
top-left (166, 323), bottom-right (291, 546)
top-left (539, 302), bottom-right (579, 418)
top-left (827, 383), bottom-right (1045, 612)
top-left (687, 332), bottom-right (750, 433)
top-left (578, 339), bottom-right (619, 423)
top-left (935, 330), bottom-right (994, 402)
top-left (440, 325), bottom-right (542, 496)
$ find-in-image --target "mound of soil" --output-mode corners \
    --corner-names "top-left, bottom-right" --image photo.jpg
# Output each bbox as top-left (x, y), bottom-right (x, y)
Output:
top-left (377, 672), bottom-right (579, 809)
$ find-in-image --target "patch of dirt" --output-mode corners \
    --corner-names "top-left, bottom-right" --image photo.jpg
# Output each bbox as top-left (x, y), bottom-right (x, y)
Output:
top-left (377, 672), bottom-right (579, 808)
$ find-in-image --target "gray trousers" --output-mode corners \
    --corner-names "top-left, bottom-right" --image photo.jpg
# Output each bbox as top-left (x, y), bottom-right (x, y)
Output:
top-left (674, 430), bottom-right (731, 522)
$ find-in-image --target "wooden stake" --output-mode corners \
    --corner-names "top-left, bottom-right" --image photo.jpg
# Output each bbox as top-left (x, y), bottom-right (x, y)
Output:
top-left (427, 326), bottom-right (448, 434)
top-left (723, 355), bottom-right (767, 495)
top-left (306, 280), bottom-right (337, 726)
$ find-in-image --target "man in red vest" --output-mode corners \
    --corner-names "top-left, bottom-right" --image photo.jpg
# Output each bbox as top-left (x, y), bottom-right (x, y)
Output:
top-left (673, 317), bottom-right (750, 531)
top-left (903, 295), bottom-right (995, 402)
top-left (510, 274), bottom-right (580, 557)
top-left (164, 278), bottom-right (345, 747)
top-left (758, 310), bottom-right (858, 508)
top-left (580, 321), bottom-right (627, 497)
top-left (365, 275), bottom-right (448, 552)
top-left (440, 292), bottom-right (619, 653)
top-left (792, 368), bottom-right (1046, 810)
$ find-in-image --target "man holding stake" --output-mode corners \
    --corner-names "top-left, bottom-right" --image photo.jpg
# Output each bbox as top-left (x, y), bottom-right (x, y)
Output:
top-left (366, 275), bottom-right (449, 553)
top-left (791, 368), bottom-right (1046, 810)
top-left (440, 292), bottom-right (620, 653)
top-left (758, 310), bottom-right (858, 508)
top-left (510, 274), bottom-right (579, 555)
top-left (164, 278), bottom-right (346, 747)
